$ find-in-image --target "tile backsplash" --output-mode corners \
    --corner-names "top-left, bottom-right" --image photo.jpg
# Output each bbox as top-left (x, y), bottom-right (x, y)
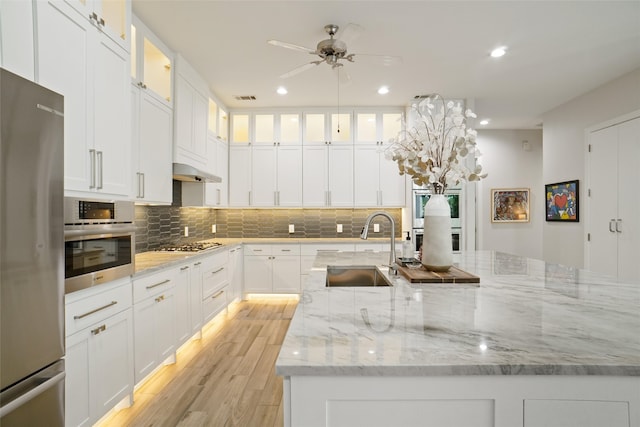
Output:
top-left (135, 206), bottom-right (402, 253)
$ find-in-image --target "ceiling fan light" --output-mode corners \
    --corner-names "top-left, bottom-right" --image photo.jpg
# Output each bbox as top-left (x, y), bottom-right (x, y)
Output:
top-left (378, 86), bottom-right (389, 95)
top-left (277, 86), bottom-right (288, 95)
top-left (490, 46), bottom-right (507, 58)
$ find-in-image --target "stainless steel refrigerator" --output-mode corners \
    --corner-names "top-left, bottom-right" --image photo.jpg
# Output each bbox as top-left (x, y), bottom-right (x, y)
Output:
top-left (0, 68), bottom-right (65, 425)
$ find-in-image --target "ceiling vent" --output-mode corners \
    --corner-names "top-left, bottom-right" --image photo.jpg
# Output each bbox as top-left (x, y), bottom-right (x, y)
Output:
top-left (234, 95), bottom-right (257, 101)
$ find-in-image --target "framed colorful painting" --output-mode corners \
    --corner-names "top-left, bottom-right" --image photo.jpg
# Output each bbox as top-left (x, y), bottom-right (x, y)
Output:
top-left (491, 188), bottom-right (530, 223)
top-left (545, 180), bottom-right (579, 222)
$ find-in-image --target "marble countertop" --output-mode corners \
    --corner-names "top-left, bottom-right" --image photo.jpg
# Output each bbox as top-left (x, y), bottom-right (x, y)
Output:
top-left (276, 250), bottom-right (640, 377)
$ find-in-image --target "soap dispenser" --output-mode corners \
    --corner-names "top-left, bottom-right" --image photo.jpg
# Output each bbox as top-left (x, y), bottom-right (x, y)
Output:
top-left (402, 232), bottom-right (413, 259)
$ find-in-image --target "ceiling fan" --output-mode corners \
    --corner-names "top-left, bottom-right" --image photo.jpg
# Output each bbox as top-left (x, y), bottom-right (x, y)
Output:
top-left (268, 23), bottom-right (400, 81)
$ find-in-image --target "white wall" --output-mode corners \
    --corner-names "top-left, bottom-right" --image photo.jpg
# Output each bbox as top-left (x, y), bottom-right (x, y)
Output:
top-left (476, 130), bottom-right (543, 259)
top-left (541, 68), bottom-right (640, 268)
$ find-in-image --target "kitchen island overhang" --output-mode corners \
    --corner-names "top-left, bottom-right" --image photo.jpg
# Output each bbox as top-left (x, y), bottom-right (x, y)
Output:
top-left (276, 250), bottom-right (640, 427)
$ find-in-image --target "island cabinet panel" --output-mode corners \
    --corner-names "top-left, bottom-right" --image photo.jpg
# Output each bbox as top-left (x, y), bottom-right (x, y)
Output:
top-left (284, 376), bottom-right (640, 427)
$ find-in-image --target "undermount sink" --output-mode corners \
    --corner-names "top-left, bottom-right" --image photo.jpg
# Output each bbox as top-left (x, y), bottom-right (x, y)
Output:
top-left (326, 265), bottom-right (391, 287)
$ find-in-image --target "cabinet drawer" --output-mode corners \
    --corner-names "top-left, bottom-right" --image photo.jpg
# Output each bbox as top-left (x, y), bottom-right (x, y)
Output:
top-left (202, 285), bottom-right (228, 325)
top-left (133, 269), bottom-right (176, 303)
top-left (300, 243), bottom-right (355, 255)
top-left (66, 280), bottom-right (132, 337)
top-left (273, 244), bottom-right (300, 256)
top-left (244, 244), bottom-right (272, 255)
top-left (202, 264), bottom-right (227, 298)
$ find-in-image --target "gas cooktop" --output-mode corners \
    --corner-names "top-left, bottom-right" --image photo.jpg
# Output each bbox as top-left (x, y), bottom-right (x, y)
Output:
top-left (158, 242), bottom-right (222, 252)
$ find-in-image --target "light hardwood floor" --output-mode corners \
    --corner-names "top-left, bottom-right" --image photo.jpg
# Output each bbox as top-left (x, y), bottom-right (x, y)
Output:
top-left (98, 298), bottom-right (298, 427)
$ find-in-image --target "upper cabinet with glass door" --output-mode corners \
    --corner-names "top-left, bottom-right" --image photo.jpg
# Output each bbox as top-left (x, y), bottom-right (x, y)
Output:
top-left (64, 0), bottom-right (130, 51)
top-left (131, 15), bottom-right (172, 107)
top-left (303, 111), bottom-right (352, 145)
top-left (230, 112), bottom-right (301, 145)
top-left (354, 110), bottom-right (403, 145)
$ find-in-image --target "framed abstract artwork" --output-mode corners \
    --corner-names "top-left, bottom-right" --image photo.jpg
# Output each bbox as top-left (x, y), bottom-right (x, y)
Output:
top-left (545, 180), bottom-right (579, 222)
top-left (491, 188), bottom-right (530, 223)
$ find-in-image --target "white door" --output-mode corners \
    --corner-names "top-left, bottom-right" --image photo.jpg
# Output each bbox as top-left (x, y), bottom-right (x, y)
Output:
top-left (379, 151), bottom-right (405, 206)
top-left (588, 125), bottom-right (619, 277)
top-left (616, 117), bottom-right (640, 281)
top-left (272, 256), bottom-right (301, 293)
top-left (244, 255), bottom-right (273, 293)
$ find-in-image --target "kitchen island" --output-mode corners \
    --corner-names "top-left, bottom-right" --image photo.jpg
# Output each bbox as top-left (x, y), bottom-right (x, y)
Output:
top-left (276, 250), bottom-right (640, 427)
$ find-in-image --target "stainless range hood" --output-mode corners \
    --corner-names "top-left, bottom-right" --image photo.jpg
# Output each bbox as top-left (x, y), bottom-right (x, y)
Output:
top-left (172, 162), bottom-right (221, 183)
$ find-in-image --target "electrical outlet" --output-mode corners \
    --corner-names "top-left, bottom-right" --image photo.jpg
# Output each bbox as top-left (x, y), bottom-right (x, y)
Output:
top-left (184, 226), bottom-right (189, 237)
top-left (288, 224), bottom-right (295, 233)
top-left (211, 224), bottom-right (217, 233)
top-left (373, 223), bottom-right (380, 233)
top-left (337, 224), bottom-right (343, 233)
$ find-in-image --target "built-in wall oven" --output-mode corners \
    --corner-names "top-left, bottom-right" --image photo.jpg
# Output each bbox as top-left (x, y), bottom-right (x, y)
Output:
top-left (412, 188), bottom-right (462, 254)
top-left (413, 228), bottom-right (461, 255)
top-left (64, 198), bottom-right (135, 294)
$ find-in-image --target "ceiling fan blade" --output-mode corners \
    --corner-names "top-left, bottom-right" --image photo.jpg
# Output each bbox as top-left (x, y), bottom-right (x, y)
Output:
top-left (351, 53), bottom-right (403, 66)
top-left (268, 39), bottom-right (315, 54)
top-left (280, 61), bottom-right (320, 79)
top-left (336, 23), bottom-right (364, 45)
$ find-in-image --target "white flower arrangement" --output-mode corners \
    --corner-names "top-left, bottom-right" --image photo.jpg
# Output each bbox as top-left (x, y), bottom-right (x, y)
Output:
top-left (386, 94), bottom-right (487, 193)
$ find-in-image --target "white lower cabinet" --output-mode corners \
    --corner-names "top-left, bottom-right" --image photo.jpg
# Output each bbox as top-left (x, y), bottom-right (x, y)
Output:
top-left (132, 269), bottom-right (177, 384)
top-left (228, 245), bottom-right (243, 302)
top-left (174, 264), bottom-right (192, 346)
top-left (201, 250), bottom-right (229, 324)
top-left (64, 278), bottom-right (133, 427)
top-left (244, 244), bottom-right (301, 294)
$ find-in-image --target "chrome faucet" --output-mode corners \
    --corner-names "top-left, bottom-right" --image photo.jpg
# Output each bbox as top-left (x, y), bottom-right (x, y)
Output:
top-left (360, 211), bottom-right (397, 274)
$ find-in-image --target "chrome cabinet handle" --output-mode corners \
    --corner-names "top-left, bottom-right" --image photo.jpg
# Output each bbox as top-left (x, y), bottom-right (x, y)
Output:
top-left (96, 151), bottom-right (103, 189)
top-left (146, 279), bottom-right (170, 290)
top-left (248, 190), bottom-right (252, 206)
top-left (74, 301), bottom-right (117, 320)
top-left (609, 219), bottom-right (616, 233)
top-left (194, 262), bottom-right (202, 266)
top-left (155, 295), bottom-right (165, 303)
top-left (89, 149), bottom-right (96, 188)
top-left (216, 189), bottom-right (221, 205)
top-left (98, 17), bottom-right (105, 27)
top-left (91, 324), bottom-right (106, 335)
top-left (140, 172), bottom-right (145, 198)
top-left (211, 290), bottom-right (224, 299)
top-left (180, 266), bottom-right (190, 271)
top-left (212, 267), bottom-right (224, 274)
top-left (274, 191), bottom-right (277, 206)
top-left (616, 219), bottom-right (622, 233)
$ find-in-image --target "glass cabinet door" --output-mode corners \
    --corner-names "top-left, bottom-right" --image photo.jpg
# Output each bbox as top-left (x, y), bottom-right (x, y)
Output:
top-left (219, 108), bottom-right (228, 142)
top-left (356, 113), bottom-right (377, 143)
top-left (96, 0), bottom-right (127, 44)
top-left (208, 99), bottom-right (218, 135)
top-left (331, 113), bottom-right (352, 142)
top-left (142, 37), bottom-right (171, 102)
top-left (254, 114), bottom-right (275, 144)
top-left (279, 113), bottom-right (301, 144)
top-left (381, 112), bottom-right (402, 144)
top-left (231, 113), bottom-right (249, 143)
top-left (304, 113), bottom-right (326, 144)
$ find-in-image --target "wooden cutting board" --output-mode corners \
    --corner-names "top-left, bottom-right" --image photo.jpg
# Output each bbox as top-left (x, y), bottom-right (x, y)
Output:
top-left (397, 265), bottom-right (480, 285)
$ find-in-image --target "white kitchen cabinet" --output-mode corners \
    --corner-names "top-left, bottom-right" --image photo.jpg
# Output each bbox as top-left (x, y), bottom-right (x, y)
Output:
top-left (303, 111), bottom-right (352, 145)
top-left (303, 145), bottom-right (354, 207)
top-left (587, 116), bottom-right (640, 281)
top-left (131, 15), bottom-right (172, 107)
top-left (64, 278), bottom-right (133, 427)
top-left (251, 145), bottom-right (303, 207)
top-left (174, 264), bottom-right (191, 347)
top-left (59, 0), bottom-right (129, 52)
top-left (182, 135), bottom-right (228, 207)
top-left (36, 0), bottom-right (131, 198)
top-left (132, 270), bottom-right (177, 385)
top-left (244, 244), bottom-right (301, 294)
top-left (0, 0), bottom-right (35, 80)
top-left (174, 54), bottom-right (208, 169)
top-left (230, 111), bottom-right (301, 145)
top-left (131, 82), bottom-right (173, 203)
top-left (228, 245), bottom-right (243, 302)
top-left (354, 145), bottom-right (405, 207)
top-left (354, 111), bottom-right (402, 145)
top-left (229, 145), bottom-right (252, 206)
top-left (201, 251), bottom-right (229, 325)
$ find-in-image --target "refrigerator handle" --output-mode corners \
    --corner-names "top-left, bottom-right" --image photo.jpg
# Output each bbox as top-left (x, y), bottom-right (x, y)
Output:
top-left (0, 370), bottom-right (65, 418)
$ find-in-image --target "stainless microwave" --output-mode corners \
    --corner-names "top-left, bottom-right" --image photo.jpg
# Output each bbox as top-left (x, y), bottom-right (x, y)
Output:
top-left (63, 198), bottom-right (136, 294)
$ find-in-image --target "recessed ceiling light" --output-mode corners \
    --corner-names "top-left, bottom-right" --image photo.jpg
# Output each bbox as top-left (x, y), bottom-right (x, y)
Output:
top-left (480, 119), bottom-right (490, 126)
top-left (377, 86), bottom-right (389, 95)
top-left (490, 46), bottom-right (507, 58)
top-left (277, 86), bottom-right (288, 95)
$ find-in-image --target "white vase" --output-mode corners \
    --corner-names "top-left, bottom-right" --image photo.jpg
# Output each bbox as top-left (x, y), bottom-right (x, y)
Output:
top-left (421, 194), bottom-right (453, 271)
